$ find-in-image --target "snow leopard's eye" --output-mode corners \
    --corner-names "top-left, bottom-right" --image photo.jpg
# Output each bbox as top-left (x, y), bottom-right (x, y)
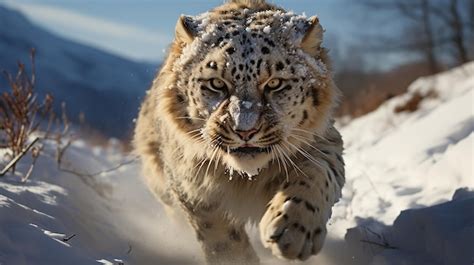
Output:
top-left (265, 78), bottom-right (283, 91)
top-left (209, 78), bottom-right (227, 92)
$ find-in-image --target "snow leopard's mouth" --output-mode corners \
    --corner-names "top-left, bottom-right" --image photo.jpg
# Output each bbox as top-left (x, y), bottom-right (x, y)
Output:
top-left (229, 146), bottom-right (270, 155)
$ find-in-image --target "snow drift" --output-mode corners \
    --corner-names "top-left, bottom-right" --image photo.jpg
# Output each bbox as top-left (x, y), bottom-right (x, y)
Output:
top-left (335, 62), bottom-right (474, 264)
top-left (345, 188), bottom-right (474, 265)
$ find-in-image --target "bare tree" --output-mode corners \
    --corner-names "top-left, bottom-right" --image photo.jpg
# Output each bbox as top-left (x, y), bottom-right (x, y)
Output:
top-left (471, 1), bottom-right (474, 31)
top-left (359, 0), bottom-right (439, 73)
top-left (431, 0), bottom-right (470, 64)
top-left (421, 0), bottom-right (438, 72)
top-left (360, 0), bottom-right (473, 72)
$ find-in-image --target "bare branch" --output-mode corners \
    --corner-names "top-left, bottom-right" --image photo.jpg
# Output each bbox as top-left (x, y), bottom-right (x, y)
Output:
top-left (62, 234), bottom-right (76, 242)
top-left (20, 145), bottom-right (43, 182)
top-left (0, 137), bottom-right (39, 176)
top-left (58, 157), bottom-right (138, 178)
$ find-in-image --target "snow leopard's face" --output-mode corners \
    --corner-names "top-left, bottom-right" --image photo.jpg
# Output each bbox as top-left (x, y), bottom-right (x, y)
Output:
top-left (167, 6), bottom-right (337, 176)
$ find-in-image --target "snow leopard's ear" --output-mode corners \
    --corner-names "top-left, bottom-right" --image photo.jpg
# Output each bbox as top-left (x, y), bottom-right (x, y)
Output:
top-left (175, 15), bottom-right (198, 44)
top-left (300, 16), bottom-right (324, 57)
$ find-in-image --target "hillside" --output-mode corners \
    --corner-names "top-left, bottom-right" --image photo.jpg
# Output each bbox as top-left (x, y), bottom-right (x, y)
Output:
top-left (0, 63), bottom-right (473, 264)
top-left (0, 5), bottom-right (156, 138)
top-left (331, 61), bottom-right (474, 264)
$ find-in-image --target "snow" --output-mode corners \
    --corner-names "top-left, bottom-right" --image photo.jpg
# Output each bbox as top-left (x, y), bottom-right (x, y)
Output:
top-left (0, 63), bottom-right (473, 264)
top-left (174, 7), bottom-right (327, 94)
top-left (282, 200), bottom-right (293, 212)
top-left (345, 188), bottom-right (474, 265)
top-left (334, 62), bottom-right (473, 225)
top-left (0, 141), bottom-right (201, 264)
top-left (242, 100), bottom-right (253, 109)
top-left (331, 62), bottom-right (474, 264)
top-left (263, 25), bottom-right (271, 34)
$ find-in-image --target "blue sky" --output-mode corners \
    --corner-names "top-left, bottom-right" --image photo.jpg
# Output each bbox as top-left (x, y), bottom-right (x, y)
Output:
top-left (1, 0), bottom-right (363, 63)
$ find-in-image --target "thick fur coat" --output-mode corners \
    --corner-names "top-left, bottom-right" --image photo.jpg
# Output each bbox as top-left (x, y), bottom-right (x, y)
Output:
top-left (134, 1), bottom-right (345, 264)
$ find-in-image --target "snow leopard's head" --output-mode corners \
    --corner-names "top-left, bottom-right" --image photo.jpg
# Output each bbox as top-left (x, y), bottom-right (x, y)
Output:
top-left (160, 0), bottom-right (339, 176)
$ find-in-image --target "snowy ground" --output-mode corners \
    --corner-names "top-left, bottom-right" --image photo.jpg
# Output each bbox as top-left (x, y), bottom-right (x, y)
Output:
top-left (0, 63), bottom-right (473, 265)
top-left (333, 62), bottom-right (474, 265)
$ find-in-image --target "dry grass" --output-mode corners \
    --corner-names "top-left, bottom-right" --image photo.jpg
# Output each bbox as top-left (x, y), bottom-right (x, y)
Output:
top-left (394, 90), bottom-right (438, 113)
top-left (335, 61), bottom-right (435, 118)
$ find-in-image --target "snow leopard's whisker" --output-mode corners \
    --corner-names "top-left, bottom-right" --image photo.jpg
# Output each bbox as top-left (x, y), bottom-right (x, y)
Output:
top-left (198, 136), bottom-right (223, 177)
top-left (186, 128), bottom-right (202, 133)
top-left (187, 135), bottom-right (205, 144)
top-left (291, 128), bottom-right (327, 141)
top-left (278, 145), bottom-right (293, 182)
top-left (205, 144), bottom-right (220, 178)
top-left (284, 139), bottom-right (325, 172)
top-left (184, 129), bottom-right (205, 141)
top-left (288, 131), bottom-right (317, 142)
top-left (272, 145), bottom-right (284, 179)
top-left (185, 128), bottom-right (203, 137)
top-left (289, 131), bottom-right (334, 159)
top-left (207, 137), bottom-right (222, 160)
top-left (193, 152), bottom-right (206, 172)
top-left (274, 147), bottom-right (284, 175)
top-left (213, 151), bottom-right (222, 176)
top-left (193, 141), bottom-right (215, 174)
top-left (288, 134), bottom-right (330, 158)
top-left (269, 146), bottom-right (281, 173)
top-left (193, 157), bottom-right (207, 176)
top-left (274, 145), bottom-right (290, 182)
top-left (271, 145), bottom-right (284, 175)
top-left (284, 139), bottom-right (324, 168)
top-left (279, 142), bottom-right (310, 179)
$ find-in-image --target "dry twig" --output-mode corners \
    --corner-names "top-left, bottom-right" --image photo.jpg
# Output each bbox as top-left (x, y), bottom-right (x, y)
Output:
top-left (0, 137), bottom-right (39, 176)
top-left (62, 234), bottom-right (76, 242)
top-left (58, 157), bottom-right (138, 178)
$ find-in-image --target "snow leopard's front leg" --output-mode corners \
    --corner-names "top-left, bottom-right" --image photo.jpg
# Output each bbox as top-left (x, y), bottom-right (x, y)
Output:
top-left (259, 130), bottom-right (344, 260)
top-left (176, 195), bottom-right (260, 265)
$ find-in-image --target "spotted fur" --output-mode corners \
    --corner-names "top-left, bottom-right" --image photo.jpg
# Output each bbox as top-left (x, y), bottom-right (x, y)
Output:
top-left (134, 0), bottom-right (344, 264)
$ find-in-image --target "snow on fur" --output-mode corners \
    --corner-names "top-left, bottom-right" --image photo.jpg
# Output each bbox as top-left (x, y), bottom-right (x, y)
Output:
top-left (173, 8), bottom-right (318, 80)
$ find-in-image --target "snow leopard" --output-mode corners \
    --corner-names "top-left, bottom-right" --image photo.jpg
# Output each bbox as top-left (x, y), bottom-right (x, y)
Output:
top-left (134, 0), bottom-right (345, 264)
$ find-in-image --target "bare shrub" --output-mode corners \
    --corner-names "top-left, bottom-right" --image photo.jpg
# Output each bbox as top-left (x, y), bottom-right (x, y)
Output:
top-left (394, 90), bottom-right (438, 113)
top-left (0, 49), bottom-right (70, 180)
top-left (0, 51), bottom-right (136, 189)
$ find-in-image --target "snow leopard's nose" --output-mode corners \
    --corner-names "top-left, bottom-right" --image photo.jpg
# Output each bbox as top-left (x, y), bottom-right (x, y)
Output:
top-left (228, 96), bottom-right (261, 133)
top-left (235, 128), bottom-right (259, 141)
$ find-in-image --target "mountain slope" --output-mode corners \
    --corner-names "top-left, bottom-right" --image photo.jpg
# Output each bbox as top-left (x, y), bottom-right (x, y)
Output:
top-left (0, 5), bottom-right (156, 138)
top-left (332, 62), bottom-right (474, 264)
top-left (0, 62), bottom-right (472, 264)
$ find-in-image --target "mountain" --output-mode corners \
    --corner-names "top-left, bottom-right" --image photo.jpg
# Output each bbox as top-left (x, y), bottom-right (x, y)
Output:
top-left (0, 5), bottom-right (157, 138)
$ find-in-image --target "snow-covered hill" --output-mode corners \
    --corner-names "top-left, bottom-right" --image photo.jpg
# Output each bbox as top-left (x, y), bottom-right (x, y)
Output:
top-left (0, 5), bottom-right (156, 138)
top-left (332, 61), bottom-right (474, 265)
top-left (0, 62), bottom-right (473, 264)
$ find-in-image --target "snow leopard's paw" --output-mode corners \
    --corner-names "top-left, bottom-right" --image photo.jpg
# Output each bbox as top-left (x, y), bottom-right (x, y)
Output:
top-left (259, 191), bottom-right (327, 260)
